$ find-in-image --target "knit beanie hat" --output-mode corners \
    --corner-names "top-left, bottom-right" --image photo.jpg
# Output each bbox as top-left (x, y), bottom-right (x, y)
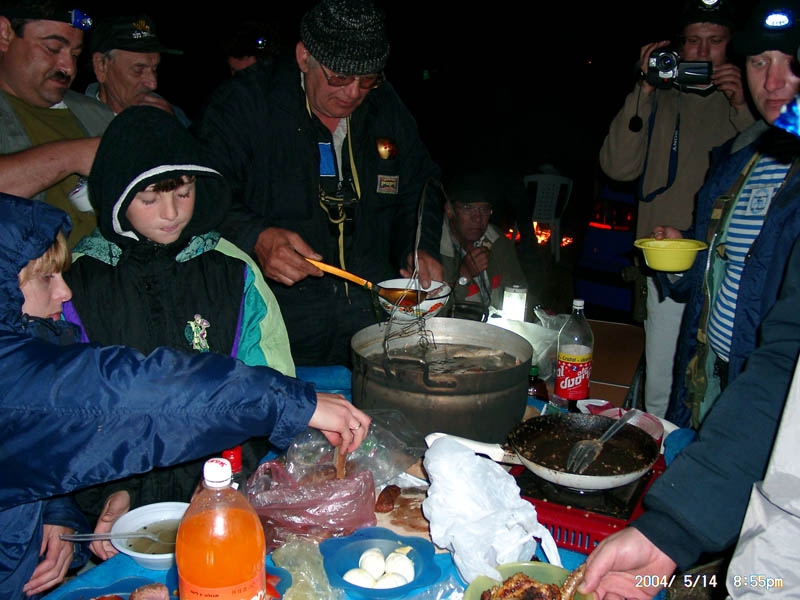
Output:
top-left (733, 0), bottom-right (800, 56)
top-left (678, 0), bottom-right (738, 32)
top-left (300, 0), bottom-right (389, 75)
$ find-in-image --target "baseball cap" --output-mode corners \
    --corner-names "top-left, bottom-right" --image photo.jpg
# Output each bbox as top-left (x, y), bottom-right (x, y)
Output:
top-left (300, 0), bottom-right (389, 75)
top-left (733, 0), bottom-right (800, 56)
top-left (1, 0), bottom-right (93, 30)
top-left (90, 14), bottom-right (182, 55)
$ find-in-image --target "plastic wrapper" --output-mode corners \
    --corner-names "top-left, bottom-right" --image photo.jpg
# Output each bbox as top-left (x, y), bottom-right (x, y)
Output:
top-left (422, 436), bottom-right (561, 584)
top-left (485, 308), bottom-right (563, 380)
top-left (272, 535), bottom-right (344, 600)
top-left (248, 460), bottom-right (377, 552)
top-left (283, 409), bottom-right (427, 487)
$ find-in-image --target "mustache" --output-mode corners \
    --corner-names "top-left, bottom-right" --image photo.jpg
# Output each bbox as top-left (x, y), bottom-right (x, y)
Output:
top-left (49, 71), bottom-right (71, 83)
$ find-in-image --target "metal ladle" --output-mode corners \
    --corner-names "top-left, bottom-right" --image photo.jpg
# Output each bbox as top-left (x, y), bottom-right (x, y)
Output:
top-left (305, 258), bottom-right (430, 308)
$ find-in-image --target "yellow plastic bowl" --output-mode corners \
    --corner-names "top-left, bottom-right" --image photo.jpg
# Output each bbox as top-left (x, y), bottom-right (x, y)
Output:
top-left (634, 238), bottom-right (708, 272)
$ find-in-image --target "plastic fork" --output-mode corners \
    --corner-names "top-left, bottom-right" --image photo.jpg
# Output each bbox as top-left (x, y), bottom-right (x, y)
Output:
top-left (60, 530), bottom-right (173, 545)
top-left (565, 408), bottom-right (640, 474)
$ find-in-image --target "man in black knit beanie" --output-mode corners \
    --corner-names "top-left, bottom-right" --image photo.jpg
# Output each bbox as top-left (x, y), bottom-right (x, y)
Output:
top-left (194, 0), bottom-right (445, 367)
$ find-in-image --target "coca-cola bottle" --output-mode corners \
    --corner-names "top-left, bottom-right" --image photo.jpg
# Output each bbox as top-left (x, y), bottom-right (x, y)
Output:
top-left (553, 299), bottom-right (594, 413)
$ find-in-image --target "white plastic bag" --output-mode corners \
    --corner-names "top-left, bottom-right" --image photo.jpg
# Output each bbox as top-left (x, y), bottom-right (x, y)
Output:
top-left (421, 436), bottom-right (561, 584)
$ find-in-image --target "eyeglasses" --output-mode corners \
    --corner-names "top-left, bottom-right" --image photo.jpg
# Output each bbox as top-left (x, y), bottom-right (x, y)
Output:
top-left (319, 64), bottom-right (385, 90)
top-left (456, 203), bottom-right (493, 217)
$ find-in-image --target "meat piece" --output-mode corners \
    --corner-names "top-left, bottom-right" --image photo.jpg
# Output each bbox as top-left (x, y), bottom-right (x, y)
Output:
top-left (480, 572), bottom-right (561, 600)
top-left (129, 582), bottom-right (170, 600)
top-left (334, 445), bottom-right (347, 479)
top-left (560, 564), bottom-right (585, 600)
top-left (375, 484), bottom-right (401, 513)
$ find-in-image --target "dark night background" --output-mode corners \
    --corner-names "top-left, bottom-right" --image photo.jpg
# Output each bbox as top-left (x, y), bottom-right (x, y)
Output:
top-left (72, 1), bottom-right (691, 185)
top-left (72, 0), bottom-right (757, 304)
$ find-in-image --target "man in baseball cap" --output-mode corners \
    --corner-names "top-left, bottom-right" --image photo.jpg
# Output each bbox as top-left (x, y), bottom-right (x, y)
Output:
top-left (0, 0), bottom-right (114, 247)
top-left (87, 14), bottom-right (190, 126)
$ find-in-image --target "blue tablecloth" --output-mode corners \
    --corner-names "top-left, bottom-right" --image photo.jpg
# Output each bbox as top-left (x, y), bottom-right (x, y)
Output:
top-left (43, 545), bottom-right (588, 600)
top-left (41, 366), bottom-right (592, 599)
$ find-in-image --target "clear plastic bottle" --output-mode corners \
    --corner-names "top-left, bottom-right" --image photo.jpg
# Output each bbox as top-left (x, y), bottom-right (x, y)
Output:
top-left (553, 299), bottom-right (594, 413)
top-left (176, 457), bottom-right (267, 600)
top-left (221, 445), bottom-right (247, 495)
top-left (527, 364), bottom-right (549, 403)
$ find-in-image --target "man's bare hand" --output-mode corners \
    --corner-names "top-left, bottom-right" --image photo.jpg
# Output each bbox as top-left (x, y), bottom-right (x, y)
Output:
top-left (712, 62), bottom-right (747, 112)
top-left (638, 40), bottom-right (671, 96)
top-left (22, 524), bottom-right (75, 596)
top-left (90, 490), bottom-right (131, 560)
top-left (254, 227), bottom-right (323, 285)
top-left (400, 250), bottom-right (443, 288)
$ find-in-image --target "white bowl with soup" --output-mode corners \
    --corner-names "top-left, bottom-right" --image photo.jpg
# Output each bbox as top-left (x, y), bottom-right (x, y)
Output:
top-left (110, 501), bottom-right (188, 570)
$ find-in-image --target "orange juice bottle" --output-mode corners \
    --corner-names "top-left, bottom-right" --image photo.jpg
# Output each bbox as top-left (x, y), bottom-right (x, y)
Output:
top-left (176, 457), bottom-right (267, 600)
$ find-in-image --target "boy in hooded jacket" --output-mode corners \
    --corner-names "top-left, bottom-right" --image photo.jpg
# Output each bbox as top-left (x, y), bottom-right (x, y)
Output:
top-left (61, 106), bottom-right (298, 557)
top-left (0, 192), bottom-right (369, 598)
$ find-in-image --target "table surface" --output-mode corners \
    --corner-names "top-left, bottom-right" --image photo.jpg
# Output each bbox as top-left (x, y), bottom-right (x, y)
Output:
top-left (41, 364), bottom-right (597, 599)
top-left (43, 544), bottom-right (588, 599)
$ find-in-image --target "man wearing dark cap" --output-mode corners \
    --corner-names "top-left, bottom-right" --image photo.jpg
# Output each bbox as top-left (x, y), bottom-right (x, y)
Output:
top-left (194, 0), bottom-right (445, 367)
top-left (599, 0), bottom-right (755, 421)
top-left (223, 19), bottom-right (280, 76)
top-left (87, 14), bottom-right (190, 127)
top-left (440, 170), bottom-right (527, 316)
top-left (578, 2), bottom-right (800, 597)
top-left (0, 0), bottom-right (114, 247)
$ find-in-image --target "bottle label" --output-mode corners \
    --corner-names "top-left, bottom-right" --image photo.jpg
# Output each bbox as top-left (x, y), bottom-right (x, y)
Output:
top-left (179, 570), bottom-right (267, 600)
top-left (555, 344), bottom-right (592, 400)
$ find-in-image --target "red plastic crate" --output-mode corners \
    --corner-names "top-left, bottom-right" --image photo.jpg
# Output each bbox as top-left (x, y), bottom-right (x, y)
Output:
top-left (518, 455), bottom-right (666, 554)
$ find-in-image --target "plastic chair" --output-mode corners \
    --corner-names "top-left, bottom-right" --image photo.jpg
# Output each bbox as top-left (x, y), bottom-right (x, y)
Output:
top-left (522, 174), bottom-right (573, 262)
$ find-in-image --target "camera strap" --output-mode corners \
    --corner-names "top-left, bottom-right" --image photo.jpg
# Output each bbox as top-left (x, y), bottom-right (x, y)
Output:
top-left (639, 91), bottom-right (680, 203)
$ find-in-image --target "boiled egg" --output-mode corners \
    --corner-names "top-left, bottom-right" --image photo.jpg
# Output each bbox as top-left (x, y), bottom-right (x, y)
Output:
top-left (358, 547), bottom-right (386, 580)
top-left (374, 572), bottom-right (408, 589)
top-left (384, 551), bottom-right (415, 582)
top-left (343, 567), bottom-right (376, 588)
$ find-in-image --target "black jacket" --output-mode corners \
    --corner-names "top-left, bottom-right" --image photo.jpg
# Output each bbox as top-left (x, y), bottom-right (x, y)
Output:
top-left (193, 57), bottom-right (444, 365)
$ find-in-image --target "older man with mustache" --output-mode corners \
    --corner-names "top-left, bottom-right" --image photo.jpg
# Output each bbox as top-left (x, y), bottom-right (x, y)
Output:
top-left (0, 0), bottom-right (114, 247)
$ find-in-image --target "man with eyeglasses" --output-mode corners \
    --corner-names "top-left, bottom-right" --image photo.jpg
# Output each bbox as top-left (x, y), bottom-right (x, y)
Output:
top-left (194, 0), bottom-right (445, 367)
top-left (0, 0), bottom-right (114, 247)
top-left (440, 171), bottom-right (528, 318)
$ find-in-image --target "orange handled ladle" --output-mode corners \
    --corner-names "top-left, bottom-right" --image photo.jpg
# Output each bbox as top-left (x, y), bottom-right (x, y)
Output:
top-left (305, 258), bottom-right (428, 308)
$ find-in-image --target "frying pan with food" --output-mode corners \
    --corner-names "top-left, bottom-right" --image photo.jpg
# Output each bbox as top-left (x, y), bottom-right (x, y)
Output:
top-left (425, 412), bottom-right (660, 491)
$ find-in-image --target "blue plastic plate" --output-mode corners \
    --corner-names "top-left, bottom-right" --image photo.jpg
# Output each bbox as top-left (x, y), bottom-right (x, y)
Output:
top-left (320, 526), bottom-right (441, 599)
top-left (54, 565), bottom-right (291, 599)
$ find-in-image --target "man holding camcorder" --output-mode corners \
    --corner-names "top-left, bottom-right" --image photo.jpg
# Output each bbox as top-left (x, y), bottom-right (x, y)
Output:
top-left (598, 0), bottom-right (755, 420)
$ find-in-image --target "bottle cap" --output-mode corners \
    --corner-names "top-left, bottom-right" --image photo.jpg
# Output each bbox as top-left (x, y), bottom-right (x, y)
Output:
top-left (572, 299), bottom-right (585, 309)
top-left (529, 365), bottom-right (539, 376)
top-left (221, 446), bottom-right (243, 473)
top-left (203, 457), bottom-right (233, 488)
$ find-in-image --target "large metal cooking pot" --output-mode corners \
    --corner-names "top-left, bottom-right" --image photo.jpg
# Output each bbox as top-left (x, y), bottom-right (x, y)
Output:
top-left (351, 317), bottom-right (532, 443)
top-left (426, 412), bottom-right (660, 490)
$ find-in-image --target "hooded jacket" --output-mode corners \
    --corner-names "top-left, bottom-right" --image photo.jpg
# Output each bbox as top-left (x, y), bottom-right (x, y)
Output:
top-left (0, 194), bottom-right (316, 598)
top-left (65, 106), bottom-right (293, 372)
top-left (62, 106), bottom-right (296, 519)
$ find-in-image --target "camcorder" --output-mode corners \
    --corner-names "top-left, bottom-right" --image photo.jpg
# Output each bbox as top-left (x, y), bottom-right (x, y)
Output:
top-left (646, 49), bottom-right (712, 89)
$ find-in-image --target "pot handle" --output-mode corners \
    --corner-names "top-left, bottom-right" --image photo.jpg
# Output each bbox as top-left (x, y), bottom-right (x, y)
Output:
top-left (424, 432), bottom-right (522, 464)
